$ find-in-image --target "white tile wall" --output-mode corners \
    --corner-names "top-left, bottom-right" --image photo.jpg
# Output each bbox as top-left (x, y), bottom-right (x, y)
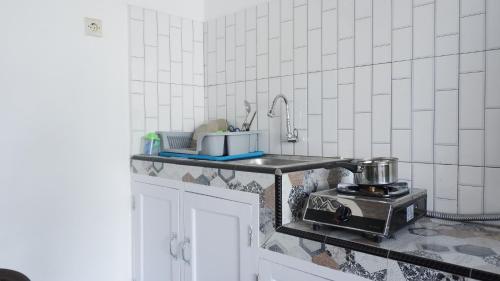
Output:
top-left (131, 0), bottom-right (500, 213)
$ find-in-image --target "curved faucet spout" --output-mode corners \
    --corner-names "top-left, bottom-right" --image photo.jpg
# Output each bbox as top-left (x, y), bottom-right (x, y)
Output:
top-left (267, 94), bottom-right (299, 142)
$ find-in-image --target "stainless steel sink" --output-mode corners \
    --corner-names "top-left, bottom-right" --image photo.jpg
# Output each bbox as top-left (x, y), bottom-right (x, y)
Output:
top-left (232, 157), bottom-right (309, 166)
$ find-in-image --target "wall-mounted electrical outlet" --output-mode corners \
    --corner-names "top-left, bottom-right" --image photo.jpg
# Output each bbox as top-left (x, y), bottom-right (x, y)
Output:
top-left (84, 17), bottom-right (102, 37)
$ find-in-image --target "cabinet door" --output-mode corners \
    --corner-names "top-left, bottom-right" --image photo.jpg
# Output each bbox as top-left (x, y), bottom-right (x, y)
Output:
top-left (132, 181), bottom-right (181, 281)
top-left (259, 259), bottom-right (332, 281)
top-left (182, 192), bottom-right (257, 281)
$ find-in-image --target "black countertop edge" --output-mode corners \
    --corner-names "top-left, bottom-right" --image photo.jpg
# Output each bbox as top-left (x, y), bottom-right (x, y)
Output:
top-left (131, 155), bottom-right (344, 174)
top-left (277, 226), bottom-right (500, 281)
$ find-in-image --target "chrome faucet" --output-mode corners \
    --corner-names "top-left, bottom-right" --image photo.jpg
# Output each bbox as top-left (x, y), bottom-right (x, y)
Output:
top-left (267, 94), bottom-right (299, 143)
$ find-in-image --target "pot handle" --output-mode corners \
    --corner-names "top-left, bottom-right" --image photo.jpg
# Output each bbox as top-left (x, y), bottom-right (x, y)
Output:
top-left (332, 161), bottom-right (364, 173)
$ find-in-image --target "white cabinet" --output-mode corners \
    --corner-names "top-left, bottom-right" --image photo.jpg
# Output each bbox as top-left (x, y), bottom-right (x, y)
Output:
top-left (132, 181), bottom-right (181, 281)
top-left (258, 250), bottom-right (370, 281)
top-left (131, 176), bottom-right (259, 281)
top-left (183, 192), bottom-right (257, 281)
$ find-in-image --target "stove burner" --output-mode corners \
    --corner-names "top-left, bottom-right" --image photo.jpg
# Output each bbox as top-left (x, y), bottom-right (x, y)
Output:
top-left (336, 182), bottom-right (409, 198)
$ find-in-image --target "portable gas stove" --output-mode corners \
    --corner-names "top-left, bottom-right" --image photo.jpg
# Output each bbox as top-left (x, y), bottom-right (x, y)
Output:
top-left (303, 182), bottom-right (427, 240)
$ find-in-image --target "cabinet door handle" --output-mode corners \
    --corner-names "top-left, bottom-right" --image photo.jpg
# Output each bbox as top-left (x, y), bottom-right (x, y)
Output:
top-left (169, 233), bottom-right (178, 260)
top-left (248, 225), bottom-right (253, 247)
top-left (181, 238), bottom-right (191, 265)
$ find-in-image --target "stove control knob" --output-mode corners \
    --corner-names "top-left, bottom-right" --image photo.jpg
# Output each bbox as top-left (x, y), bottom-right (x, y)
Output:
top-left (335, 206), bottom-right (352, 222)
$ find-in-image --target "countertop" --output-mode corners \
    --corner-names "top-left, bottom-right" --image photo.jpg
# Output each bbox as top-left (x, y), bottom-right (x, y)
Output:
top-left (131, 154), bottom-right (348, 174)
top-left (279, 217), bottom-right (500, 280)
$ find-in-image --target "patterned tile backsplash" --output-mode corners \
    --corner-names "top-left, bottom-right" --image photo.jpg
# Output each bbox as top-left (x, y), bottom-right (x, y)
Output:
top-left (129, 1), bottom-right (500, 214)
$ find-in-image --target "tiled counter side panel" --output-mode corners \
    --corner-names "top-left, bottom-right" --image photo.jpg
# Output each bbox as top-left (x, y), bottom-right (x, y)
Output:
top-left (264, 232), bottom-right (480, 281)
top-left (282, 167), bottom-right (351, 224)
top-left (131, 159), bottom-right (276, 243)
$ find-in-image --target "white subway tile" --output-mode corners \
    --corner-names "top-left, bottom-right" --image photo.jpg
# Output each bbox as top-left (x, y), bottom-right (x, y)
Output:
top-left (323, 99), bottom-right (338, 142)
top-left (392, 130), bottom-right (411, 161)
top-left (246, 6), bottom-right (257, 30)
top-left (269, 38), bottom-right (281, 77)
top-left (485, 109), bottom-right (500, 166)
top-left (373, 63), bottom-right (391, 95)
top-left (130, 94), bottom-right (145, 131)
top-left (158, 105), bottom-right (171, 131)
top-left (354, 66), bottom-right (372, 112)
top-left (216, 38), bottom-right (226, 73)
top-left (130, 81), bottom-right (144, 94)
top-left (355, 0), bottom-right (372, 19)
top-left (158, 83), bottom-right (170, 105)
top-left (282, 0), bottom-right (293, 21)
top-left (145, 82), bottom-right (158, 118)
top-left (246, 80), bottom-right (257, 104)
top-left (170, 28), bottom-right (182, 61)
top-left (294, 88), bottom-right (308, 130)
top-left (355, 18), bottom-right (373, 66)
top-left (485, 167), bottom-right (500, 212)
top-left (308, 72), bottom-right (322, 114)
top-left (294, 5), bottom-right (308, 47)
top-left (194, 21), bottom-right (203, 42)
top-left (145, 117), bottom-right (158, 132)
top-left (459, 72), bottom-right (484, 129)
top-left (435, 198), bottom-right (458, 213)
top-left (144, 10), bottom-right (157, 46)
top-left (374, 47), bottom-right (392, 67)
top-left (339, 67), bottom-right (354, 84)
top-left (486, 50), bottom-right (500, 108)
top-left (354, 113), bottom-right (372, 158)
top-left (323, 142), bottom-right (338, 157)
top-left (257, 54), bottom-right (269, 79)
top-left (458, 186), bottom-right (483, 214)
top-left (392, 28), bottom-right (412, 62)
top-left (372, 95), bottom-right (391, 143)
top-left (323, 54), bottom-right (338, 70)
top-left (436, 34), bottom-right (459, 56)
top-left (486, 0), bottom-right (500, 49)
top-left (183, 52), bottom-right (193, 85)
top-left (436, 0), bottom-right (459, 36)
top-left (435, 145), bottom-right (458, 164)
top-left (338, 0), bottom-right (354, 39)
top-left (435, 164), bottom-right (458, 199)
top-left (459, 129), bottom-right (484, 166)
top-left (308, 115), bottom-right (323, 156)
top-left (158, 36), bottom-right (170, 71)
top-left (460, 52), bottom-right (485, 73)
top-left (193, 42), bottom-right (204, 75)
top-left (226, 26), bottom-right (235, 60)
top-left (182, 19), bottom-right (193, 52)
top-left (216, 84), bottom-right (226, 107)
top-left (392, 0), bottom-right (412, 28)
top-left (171, 84), bottom-right (182, 97)
top-left (322, 9), bottom-right (338, 54)
top-left (413, 58), bottom-right (434, 110)
top-left (413, 3), bottom-right (435, 59)
top-left (170, 15), bottom-right (181, 28)
top-left (246, 30), bottom-right (257, 67)
top-left (281, 21), bottom-right (293, 61)
top-left (436, 55), bottom-right (459, 90)
top-left (339, 130), bottom-right (354, 158)
top-left (129, 6), bottom-right (143, 20)
top-left (460, 0), bottom-right (485, 16)
top-left (373, 0), bottom-right (391, 46)
top-left (130, 20), bottom-right (144, 58)
top-left (392, 61), bottom-right (412, 79)
top-left (459, 165), bottom-right (484, 186)
top-left (144, 46), bottom-right (158, 82)
top-left (257, 18), bottom-right (268, 55)
top-left (460, 14), bottom-right (485, 53)
top-left (258, 2), bottom-right (269, 17)
top-left (269, 0), bottom-right (281, 38)
top-left (392, 79), bottom-right (412, 129)
top-left (158, 71), bottom-right (171, 84)
top-left (194, 106), bottom-right (204, 128)
top-left (294, 73), bottom-right (307, 89)
top-left (235, 11), bottom-right (246, 45)
top-left (323, 0), bottom-right (337, 10)
top-left (235, 82), bottom-right (246, 117)
top-left (435, 91), bottom-right (459, 144)
top-left (281, 75), bottom-right (293, 101)
top-left (194, 86), bottom-right (204, 107)
top-left (309, 29), bottom-right (322, 72)
top-left (207, 87), bottom-right (216, 120)
top-left (338, 38), bottom-right (354, 68)
top-left (413, 111), bottom-right (434, 163)
top-left (226, 60), bottom-right (235, 83)
top-left (235, 46), bottom-right (245, 82)
top-left (308, 0), bottom-right (322, 29)
top-left (323, 70), bottom-right (338, 98)
top-left (131, 57), bottom-right (145, 81)
top-left (413, 163), bottom-right (434, 210)
top-left (269, 78), bottom-right (282, 153)
top-left (338, 84), bottom-right (354, 129)
top-left (294, 47), bottom-right (308, 74)
top-left (399, 162), bottom-right (412, 181)
top-left (372, 143), bottom-right (391, 157)
top-left (207, 52), bottom-right (216, 85)
top-left (183, 86), bottom-right (194, 119)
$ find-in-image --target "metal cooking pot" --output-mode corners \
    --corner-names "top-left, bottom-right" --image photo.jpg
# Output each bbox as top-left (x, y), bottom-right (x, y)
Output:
top-left (336, 157), bottom-right (398, 185)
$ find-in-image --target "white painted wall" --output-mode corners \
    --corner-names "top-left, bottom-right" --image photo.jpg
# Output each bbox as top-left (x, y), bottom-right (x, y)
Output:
top-left (0, 0), bottom-right (132, 280)
top-left (204, 0), bottom-right (268, 20)
top-left (129, 0), bottom-right (206, 21)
